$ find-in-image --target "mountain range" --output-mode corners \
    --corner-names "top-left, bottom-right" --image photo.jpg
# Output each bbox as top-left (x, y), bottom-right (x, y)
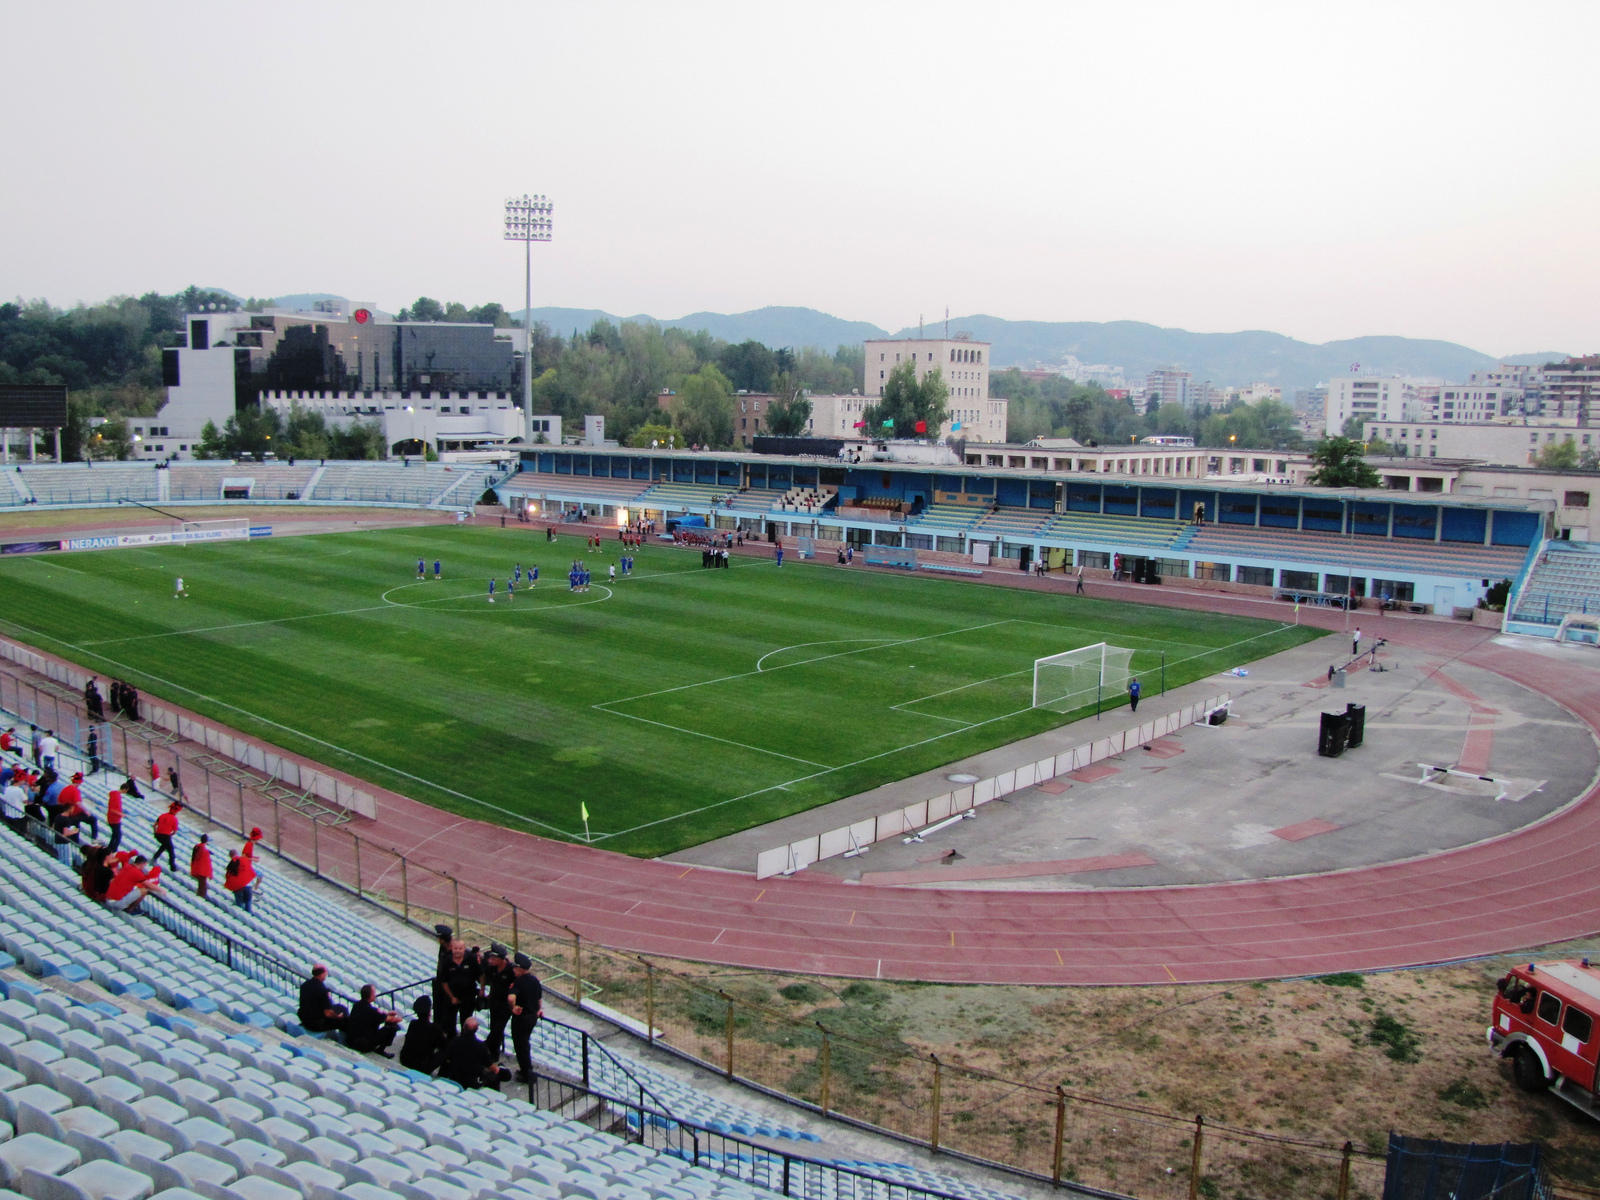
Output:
top-left (264, 294), bottom-right (1567, 394)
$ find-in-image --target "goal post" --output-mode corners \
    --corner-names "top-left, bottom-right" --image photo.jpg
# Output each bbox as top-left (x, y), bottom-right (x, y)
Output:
top-left (1032, 642), bottom-right (1135, 713)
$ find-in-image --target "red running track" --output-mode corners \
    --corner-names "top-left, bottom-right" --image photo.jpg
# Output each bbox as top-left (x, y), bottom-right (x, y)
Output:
top-left (325, 590), bottom-right (1600, 986)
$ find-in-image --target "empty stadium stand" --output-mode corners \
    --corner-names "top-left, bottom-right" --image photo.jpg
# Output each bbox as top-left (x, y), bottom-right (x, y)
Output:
top-left (0, 734), bottom-right (1026, 1200)
top-left (1512, 543), bottom-right (1600, 626)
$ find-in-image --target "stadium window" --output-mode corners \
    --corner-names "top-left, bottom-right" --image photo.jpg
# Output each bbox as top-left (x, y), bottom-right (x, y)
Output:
top-left (1236, 565), bottom-right (1273, 587)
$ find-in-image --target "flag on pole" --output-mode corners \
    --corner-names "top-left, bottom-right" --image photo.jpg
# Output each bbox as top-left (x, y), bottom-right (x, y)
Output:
top-left (952, 421), bottom-right (962, 431)
top-left (852, 420), bottom-right (865, 428)
top-left (882, 418), bottom-right (894, 429)
top-left (914, 419), bottom-right (927, 433)
top-left (580, 801), bottom-right (589, 823)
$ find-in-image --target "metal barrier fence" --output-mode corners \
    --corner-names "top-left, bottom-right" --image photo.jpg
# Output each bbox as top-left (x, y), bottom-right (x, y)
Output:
top-left (0, 658), bottom-right (1465, 1200)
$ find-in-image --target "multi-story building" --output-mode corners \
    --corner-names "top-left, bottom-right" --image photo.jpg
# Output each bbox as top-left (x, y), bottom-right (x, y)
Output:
top-left (130, 307), bottom-right (525, 460)
top-left (1430, 384), bottom-right (1519, 423)
top-left (1323, 375), bottom-right (1420, 436)
top-left (1144, 366), bottom-right (1192, 410)
top-left (1234, 382), bottom-right (1283, 405)
top-left (1542, 355), bottom-right (1600, 424)
top-left (863, 337), bottom-right (990, 407)
top-left (1362, 418), bottom-right (1594, 467)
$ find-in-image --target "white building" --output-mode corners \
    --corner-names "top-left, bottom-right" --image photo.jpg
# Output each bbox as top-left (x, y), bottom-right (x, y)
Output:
top-left (1323, 376), bottom-right (1420, 436)
top-left (1363, 418), bottom-right (1591, 467)
top-left (864, 337), bottom-right (990, 407)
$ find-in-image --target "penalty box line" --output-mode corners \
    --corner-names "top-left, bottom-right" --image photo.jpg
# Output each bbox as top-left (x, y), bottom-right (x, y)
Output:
top-left (591, 621), bottom-right (1306, 843)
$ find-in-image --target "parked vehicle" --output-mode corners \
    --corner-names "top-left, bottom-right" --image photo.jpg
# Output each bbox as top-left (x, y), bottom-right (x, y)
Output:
top-left (1487, 959), bottom-right (1600, 1118)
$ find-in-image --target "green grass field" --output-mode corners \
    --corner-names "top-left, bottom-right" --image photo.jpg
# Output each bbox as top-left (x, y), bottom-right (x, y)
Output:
top-left (0, 527), bottom-right (1324, 856)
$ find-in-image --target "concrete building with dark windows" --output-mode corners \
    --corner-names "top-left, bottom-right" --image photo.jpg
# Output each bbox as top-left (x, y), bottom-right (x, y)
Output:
top-left (130, 306), bottom-right (526, 460)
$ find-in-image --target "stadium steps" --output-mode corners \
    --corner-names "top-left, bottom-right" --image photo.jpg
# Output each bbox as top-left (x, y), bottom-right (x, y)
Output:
top-left (0, 470), bottom-right (31, 505)
top-left (299, 463), bottom-right (328, 499)
top-left (1512, 543), bottom-right (1600, 623)
top-left (0, 818), bottom-right (1026, 1200)
top-left (432, 468), bottom-right (493, 510)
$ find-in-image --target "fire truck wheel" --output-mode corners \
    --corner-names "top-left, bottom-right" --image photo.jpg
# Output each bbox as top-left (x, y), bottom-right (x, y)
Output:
top-left (1512, 1046), bottom-right (1549, 1093)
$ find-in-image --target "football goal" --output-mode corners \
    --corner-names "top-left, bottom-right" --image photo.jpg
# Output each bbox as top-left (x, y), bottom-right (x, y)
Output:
top-left (1032, 642), bottom-right (1135, 713)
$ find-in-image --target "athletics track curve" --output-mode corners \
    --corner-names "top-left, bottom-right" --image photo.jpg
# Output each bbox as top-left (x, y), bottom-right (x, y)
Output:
top-left (345, 586), bottom-right (1600, 987)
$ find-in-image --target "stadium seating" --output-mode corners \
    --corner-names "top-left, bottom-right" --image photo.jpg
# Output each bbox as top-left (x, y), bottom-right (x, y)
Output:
top-left (0, 741), bottom-right (1026, 1200)
top-left (305, 463), bottom-right (491, 508)
top-left (1512, 543), bottom-right (1600, 625)
top-left (16, 465), bottom-right (161, 507)
top-left (167, 465), bottom-right (319, 503)
top-left (501, 473), bottom-right (650, 509)
top-left (1182, 523), bottom-right (1527, 580)
top-left (634, 482), bottom-right (731, 513)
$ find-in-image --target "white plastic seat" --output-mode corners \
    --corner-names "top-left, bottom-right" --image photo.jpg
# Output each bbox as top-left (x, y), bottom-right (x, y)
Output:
top-left (53, 1158), bottom-right (157, 1200)
top-left (0, 1131), bottom-right (81, 1188)
top-left (105, 1130), bottom-right (176, 1164)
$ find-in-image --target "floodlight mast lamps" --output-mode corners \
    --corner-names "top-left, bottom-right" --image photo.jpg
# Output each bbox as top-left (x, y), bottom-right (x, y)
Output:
top-left (503, 194), bottom-right (554, 445)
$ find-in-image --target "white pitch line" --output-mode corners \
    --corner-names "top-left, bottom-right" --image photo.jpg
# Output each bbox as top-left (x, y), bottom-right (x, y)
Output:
top-left (591, 622), bottom-right (1309, 841)
top-left (594, 706), bottom-right (832, 769)
top-left (599, 618), bottom-right (1017, 708)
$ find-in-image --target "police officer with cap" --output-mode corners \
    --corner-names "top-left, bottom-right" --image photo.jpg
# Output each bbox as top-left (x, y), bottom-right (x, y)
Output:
top-left (481, 943), bottom-right (514, 1060)
top-left (509, 952), bottom-right (544, 1084)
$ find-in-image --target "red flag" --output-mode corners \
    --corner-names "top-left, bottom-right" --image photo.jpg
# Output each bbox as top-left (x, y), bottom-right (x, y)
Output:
top-left (852, 420), bottom-right (866, 428)
top-left (914, 419), bottom-right (927, 433)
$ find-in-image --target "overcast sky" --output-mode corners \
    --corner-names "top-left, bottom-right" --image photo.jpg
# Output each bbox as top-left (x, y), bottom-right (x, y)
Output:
top-left (6, 1), bottom-right (1595, 356)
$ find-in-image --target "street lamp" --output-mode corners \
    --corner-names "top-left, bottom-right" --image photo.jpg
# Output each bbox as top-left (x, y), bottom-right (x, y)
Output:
top-left (503, 194), bottom-right (554, 446)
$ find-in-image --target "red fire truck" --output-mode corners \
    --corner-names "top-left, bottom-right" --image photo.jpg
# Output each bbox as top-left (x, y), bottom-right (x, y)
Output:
top-left (1487, 959), bottom-right (1600, 1117)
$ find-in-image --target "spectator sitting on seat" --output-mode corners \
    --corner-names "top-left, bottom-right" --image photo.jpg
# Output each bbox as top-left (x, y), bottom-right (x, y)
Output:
top-left (399, 995), bottom-right (448, 1074)
top-left (54, 773), bottom-right (98, 840)
top-left (105, 853), bottom-right (161, 914)
top-left (439, 1015), bottom-right (508, 1089)
top-left (344, 984), bottom-right (403, 1057)
top-left (1, 770), bottom-right (25, 835)
top-left (79, 843), bottom-right (112, 902)
top-left (297, 964), bottom-right (347, 1033)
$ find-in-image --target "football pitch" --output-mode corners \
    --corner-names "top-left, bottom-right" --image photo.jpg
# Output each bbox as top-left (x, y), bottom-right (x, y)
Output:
top-left (0, 527), bottom-right (1324, 857)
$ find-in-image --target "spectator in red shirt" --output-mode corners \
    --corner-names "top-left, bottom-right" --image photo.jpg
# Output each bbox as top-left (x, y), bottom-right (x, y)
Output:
top-left (55, 773), bottom-right (98, 840)
top-left (190, 834), bottom-right (213, 898)
top-left (224, 849), bottom-right (256, 911)
top-left (105, 854), bottom-right (160, 914)
top-left (152, 802), bottom-right (181, 870)
top-left (104, 786), bottom-right (123, 852)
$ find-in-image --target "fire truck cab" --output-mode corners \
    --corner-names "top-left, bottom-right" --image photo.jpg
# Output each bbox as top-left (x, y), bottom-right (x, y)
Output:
top-left (1487, 959), bottom-right (1600, 1118)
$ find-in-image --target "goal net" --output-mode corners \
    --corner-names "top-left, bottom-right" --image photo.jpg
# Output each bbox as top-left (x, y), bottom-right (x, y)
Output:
top-left (1032, 642), bottom-right (1134, 713)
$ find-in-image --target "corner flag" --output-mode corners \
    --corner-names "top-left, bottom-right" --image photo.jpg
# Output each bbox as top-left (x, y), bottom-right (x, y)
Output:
top-left (580, 801), bottom-right (590, 823)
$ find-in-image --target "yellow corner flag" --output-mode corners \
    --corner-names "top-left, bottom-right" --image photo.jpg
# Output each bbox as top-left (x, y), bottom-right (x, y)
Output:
top-left (580, 801), bottom-right (590, 823)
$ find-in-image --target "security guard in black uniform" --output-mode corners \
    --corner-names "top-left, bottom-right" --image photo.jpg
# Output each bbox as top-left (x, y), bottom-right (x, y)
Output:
top-left (509, 952), bottom-right (544, 1084)
top-left (481, 944), bottom-right (515, 1060)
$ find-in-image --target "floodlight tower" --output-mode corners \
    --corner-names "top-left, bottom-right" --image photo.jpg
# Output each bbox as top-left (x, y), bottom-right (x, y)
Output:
top-left (503, 194), bottom-right (554, 444)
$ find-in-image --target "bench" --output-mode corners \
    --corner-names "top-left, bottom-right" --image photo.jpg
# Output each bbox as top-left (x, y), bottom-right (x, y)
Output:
top-left (922, 563), bottom-right (984, 577)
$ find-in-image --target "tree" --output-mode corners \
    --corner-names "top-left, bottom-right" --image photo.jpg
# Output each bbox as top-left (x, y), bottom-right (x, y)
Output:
top-left (718, 340), bottom-right (776, 393)
top-left (407, 297), bottom-right (446, 323)
top-left (1535, 438), bottom-right (1580, 470)
top-left (195, 420), bottom-right (226, 459)
top-left (861, 360), bottom-right (949, 438)
top-left (671, 365), bottom-right (734, 448)
top-left (765, 385), bottom-right (812, 437)
top-left (468, 302), bottom-right (510, 328)
top-left (628, 422), bottom-right (677, 448)
top-left (442, 302), bottom-right (470, 324)
top-left (1307, 436), bottom-right (1380, 488)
